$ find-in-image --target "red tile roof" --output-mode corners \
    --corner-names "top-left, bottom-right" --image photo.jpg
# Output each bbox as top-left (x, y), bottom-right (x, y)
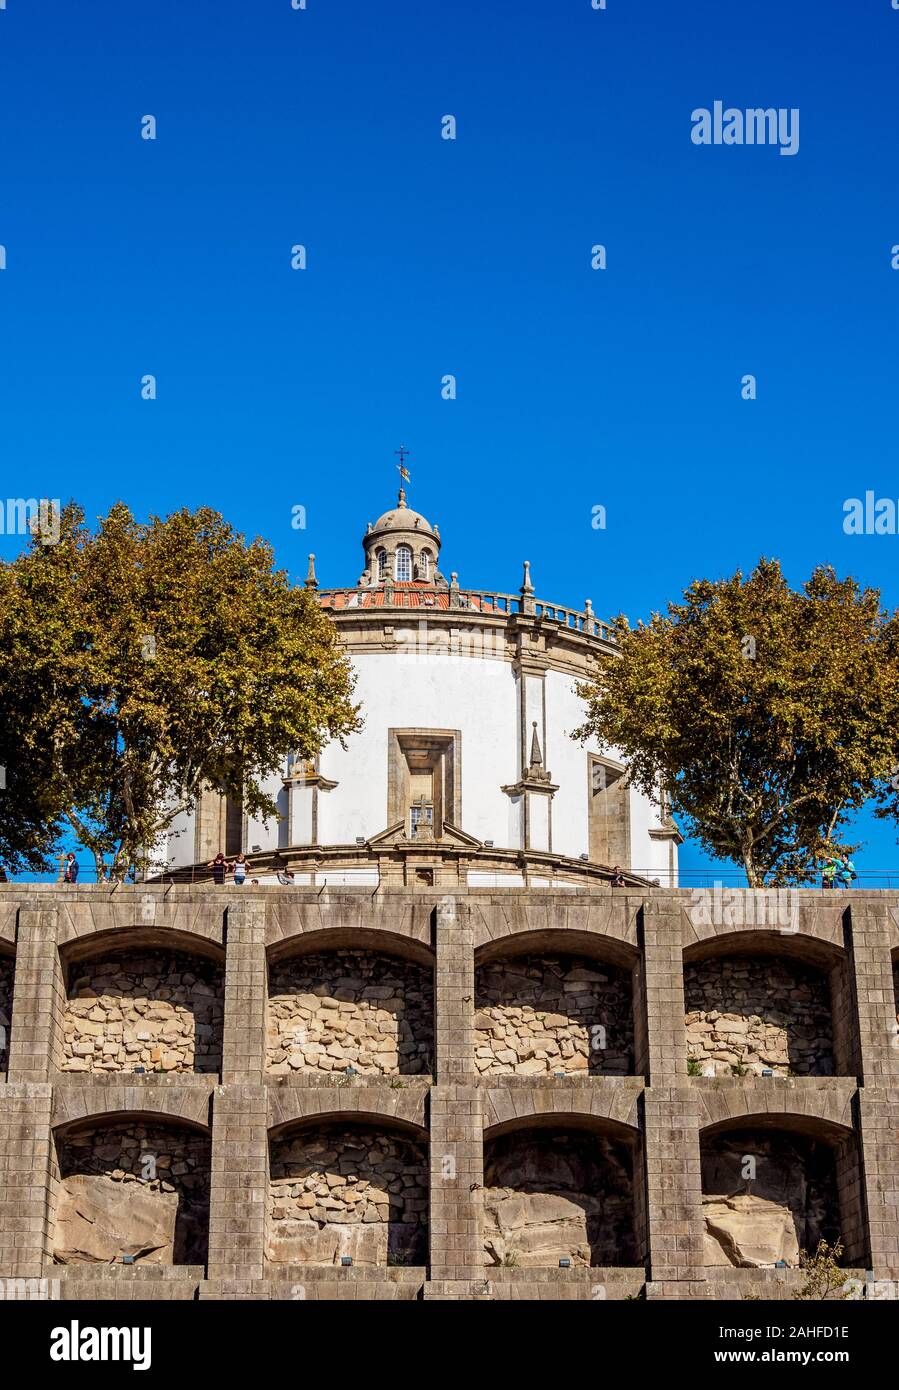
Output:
top-left (319, 586), bottom-right (503, 613)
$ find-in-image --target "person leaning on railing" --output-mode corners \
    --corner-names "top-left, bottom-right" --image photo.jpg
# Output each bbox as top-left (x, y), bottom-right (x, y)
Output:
top-left (208, 852), bottom-right (231, 885)
top-left (821, 855), bottom-right (857, 889)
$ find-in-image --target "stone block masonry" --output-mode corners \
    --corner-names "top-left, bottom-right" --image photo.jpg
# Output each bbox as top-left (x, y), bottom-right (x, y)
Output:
top-left (474, 952), bottom-right (633, 1076)
top-left (267, 1123), bottom-right (428, 1266)
top-left (0, 884), bottom-right (895, 1301)
top-left (61, 949), bottom-right (224, 1075)
top-left (684, 955), bottom-right (834, 1077)
top-left (266, 949), bottom-right (433, 1076)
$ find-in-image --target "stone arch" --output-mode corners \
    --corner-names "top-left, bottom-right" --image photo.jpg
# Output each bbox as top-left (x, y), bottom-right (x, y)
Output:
top-left (683, 931), bottom-right (853, 1078)
top-left (60, 925), bottom-right (226, 963)
top-left (696, 1081), bottom-right (856, 1133)
top-left (266, 1115), bottom-right (429, 1268)
top-left (475, 928), bottom-right (637, 970)
top-left (267, 1088), bottom-right (429, 1137)
top-left (266, 936), bottom-right (434, 1077)
top-left (683, 908), bottom-right (845, 954)
top-left (483, 1103), bottom-right (641, 1144)
top-left (698, 1111), bottom-right (865, 1271)
top-left (472, 910), bottom-right (639, 962)
top-left (51, 1086), bottom-right (214, 1131)
top-left (683, 928), bottom-right (845, 971)
top-left (0, 943), bottom-right (13, 1077)
top-left (481, 1112), bottom-right (642, 1269)
top-left (50, 1111), bottom-right (211, 1268)
top-left (474, 940), bottom-right (635, 1077)
top-left (267, 913), bottom-right (434, 963)
top-left (59, 932), bottom-right (225, 1076)
top-left (56, 903), bottom-right (225, 952)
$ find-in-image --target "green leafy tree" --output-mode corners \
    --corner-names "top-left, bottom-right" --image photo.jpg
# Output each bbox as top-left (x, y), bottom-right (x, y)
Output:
top-left (0, 503), bottom-right (361, 879)
top-left (574, 560), bottom-right (899, 886)
top-left (0, 515), bottom-right (81, 873)
top-left (792, 1240), bottom-right (856, 1300)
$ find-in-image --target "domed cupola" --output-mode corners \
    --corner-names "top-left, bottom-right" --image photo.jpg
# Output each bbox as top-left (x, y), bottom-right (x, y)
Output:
top-left (360, 484), bottom-right (445, 588)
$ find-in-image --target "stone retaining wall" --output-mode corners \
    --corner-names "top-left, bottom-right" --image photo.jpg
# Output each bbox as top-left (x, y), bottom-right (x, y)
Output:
top-left (483, 1129), bottom-right (639, 1267)
top-left (701, 1128), bottom-right (839, 1268)
top-left (266, 950), bottom-right (433, 1075)
top-left (267, 1124), bottom-right (429, 1266)
top-left (685, 956), bottom-right (834, 1077)
top-left (61, 950), bottom-right (224, 1074)
top-left (474, 954), bottom-right (633, 1076)
top-left (55, 1120), bottom-right (211, 1265)
top-left (0, 885), bottom-right (896, 1301)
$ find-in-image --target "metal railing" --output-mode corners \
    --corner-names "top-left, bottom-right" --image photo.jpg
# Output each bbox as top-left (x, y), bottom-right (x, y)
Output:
top-left (8, 864), bottom-right (899, 890)
top-left (672, 868), bottom-right (899, 891)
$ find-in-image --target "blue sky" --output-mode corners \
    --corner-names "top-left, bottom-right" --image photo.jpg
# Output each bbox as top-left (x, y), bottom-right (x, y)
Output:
top-left (2, 0), bottom-right (899, 882)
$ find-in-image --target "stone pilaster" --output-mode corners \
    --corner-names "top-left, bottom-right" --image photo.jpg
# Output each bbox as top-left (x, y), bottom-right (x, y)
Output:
top-left (206, 1083), bottom-right (268, 1285)
top-left (642, 1085), bottom-right (707, 1294)
top-left (434, 894), bottom-right (474, 1082)
top-left (206, 902), bottom-right (270, 1284)
top-left (429, 896), bottom-right (483, 1283)
top-left (856, 1087), bottom-right (899, 1279)
top-left (221, 902), bottom-right (267, 1084)
top-left (428, 1085), bottom-right (484, 1285)
top-left (8, 909), bottom-right (64, 1085)
top-left (638, 899), bottom-right (688, 1083)
top-left (845, 901), bottom-right (899, 1085)
top-left (7, 907), bottom-right (64, 1082)
top-left (0, 1083), bottom-right (54, 1278)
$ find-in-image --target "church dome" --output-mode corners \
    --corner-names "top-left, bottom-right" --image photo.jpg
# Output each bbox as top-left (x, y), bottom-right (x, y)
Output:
top-left (362, 485), bottom-right (442, 587)
top-left (370, 494), bottom-right (438, 541)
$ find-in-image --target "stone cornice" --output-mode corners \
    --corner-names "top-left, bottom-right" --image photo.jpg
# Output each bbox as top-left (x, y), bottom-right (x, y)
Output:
top-left (322, 605), bottom-right (616, 682)
top-left (149, 841), bottom-right (657, 890)
top-left (648, 822), bottom-right (684, 846)
top-left (500, 777), bottom-right (559, 798)
top-left (283, 772), bottom-right (338, 792)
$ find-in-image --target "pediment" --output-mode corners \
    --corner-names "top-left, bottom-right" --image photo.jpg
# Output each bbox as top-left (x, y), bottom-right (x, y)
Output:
top-left (365, 820), bottom-right (482, 850)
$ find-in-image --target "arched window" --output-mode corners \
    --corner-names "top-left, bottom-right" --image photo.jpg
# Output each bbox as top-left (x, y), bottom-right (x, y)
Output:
top-left (396, 545), bottom-right (412, 582)
top-left (419, 550), bottom-right (431, 580)
top-left (377, 549), bottom-right (388, 580)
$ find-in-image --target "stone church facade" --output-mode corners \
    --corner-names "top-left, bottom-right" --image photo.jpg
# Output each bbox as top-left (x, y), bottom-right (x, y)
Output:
top-left (162, 486), bottom-right (681, 890)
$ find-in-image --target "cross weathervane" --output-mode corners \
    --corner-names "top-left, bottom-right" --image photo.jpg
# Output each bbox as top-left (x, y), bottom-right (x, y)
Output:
top-left (395, 444), bottom-right (411, 474)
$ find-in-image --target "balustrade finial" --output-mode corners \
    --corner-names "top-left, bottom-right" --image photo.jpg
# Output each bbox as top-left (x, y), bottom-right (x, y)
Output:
top-left (520, 560), bottom-right (535, 616)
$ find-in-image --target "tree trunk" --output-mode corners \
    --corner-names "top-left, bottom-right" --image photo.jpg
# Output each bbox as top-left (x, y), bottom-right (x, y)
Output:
top-left (742, 847), bottom-right (763, 888)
